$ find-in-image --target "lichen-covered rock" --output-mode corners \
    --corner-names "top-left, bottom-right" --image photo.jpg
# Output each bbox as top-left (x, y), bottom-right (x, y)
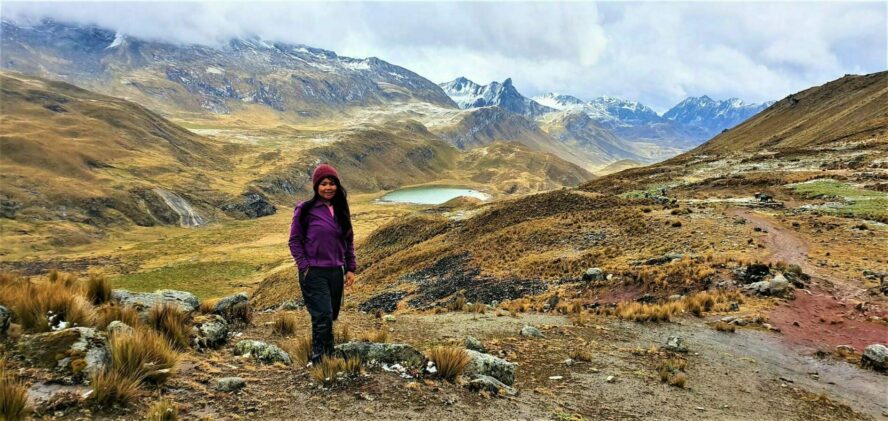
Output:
top-left (233, 340), bottom-right (291, 365)
top-left (334, 342), bottom-right (425, 368)
top-left (582, 268), bottom-right (605, 282)
top-left (193, 314), bottom-right (229, 350)
top-left (520, 325), bottom-right (543, 338)
top-left (0, 304), bottom-right (10, 335)
top-left (213, 292), bottom-right (249, 315)
top-left (664, 336), bottom-right (688, 353)
top-left (464, 349), bottom-right (517, 386)
top-left (216, 377), bottom-right (246, 392)
top-left (466, 374), bottom-right (517, 396)
top-left (16, 327), bottom-right (108, 379)
top-left (465, 336), bottom-right (486, 353)
top-left (106, 321), bottom-right (133, 336)
top-left (111, 289), bottom-right (200, 314)
top-left (861, 343), bottom-right (888, 371)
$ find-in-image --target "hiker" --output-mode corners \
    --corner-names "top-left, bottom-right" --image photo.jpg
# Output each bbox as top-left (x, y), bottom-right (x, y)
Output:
top-left (288, 163), bottom-right (356, 364)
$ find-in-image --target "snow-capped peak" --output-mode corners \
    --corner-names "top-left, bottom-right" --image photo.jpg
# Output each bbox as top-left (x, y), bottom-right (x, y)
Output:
top-left (106, 31), bottom-right (126, 49)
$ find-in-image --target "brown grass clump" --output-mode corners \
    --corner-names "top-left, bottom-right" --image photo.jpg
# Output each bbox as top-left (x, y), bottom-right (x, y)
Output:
top-left (614, 301), bottom-right (680, 322)
top-left (88, 369), bottom-right (141, 407)
top-left (145, 397), bottom-right (178, 421)
top-left (569, 348), bottom-right (594, 362)
top-left (0, 360), bottom-right (30, 420)
top-left (222, 302), bottom-right (253, 327)
top-left (147, 304), bottom-right (191, 350)
top-left (281, 336), bottom-right (312, 367)
top-left (427, 346), bottom-right (471, 381)
top-left (96, 304), bottom-right (142, 330)
top-left (109, 328), bottom-right (179, 385)
top-left (0, 274), bottom-right (96, 332)
top-left (309, 356), bottom-right (362, 383)
top-left (447, 295), bottom-right (466, 312)
top-left (714, 321), bottom-right (736, 333)
top-left (334, 323), bottom-right (351, 344)
top-left (271, 313), bottom-right (298, 337)
top-left (657, 358), bottom-right (688, 388)
top-left (198, 299), bottom-right (218, 315)
top-left (357, 328), bottom-right (390, 343)
top-left (470, 302), bottom-right (486, 314)
top-left (84, 272), bottom-right (112, 305)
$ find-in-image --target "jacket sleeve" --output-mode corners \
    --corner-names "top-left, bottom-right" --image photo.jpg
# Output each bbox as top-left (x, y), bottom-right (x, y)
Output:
top-left (344, 226), bottom-right (357, 273)
top-left (288, 203), bottom-right (310, 272)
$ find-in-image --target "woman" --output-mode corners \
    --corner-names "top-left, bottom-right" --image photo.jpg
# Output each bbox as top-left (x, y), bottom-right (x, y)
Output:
top-left (288, 163), bottom-right (356, 364)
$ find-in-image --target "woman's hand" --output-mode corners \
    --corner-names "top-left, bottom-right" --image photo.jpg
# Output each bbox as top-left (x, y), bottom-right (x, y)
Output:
top-left (345, 271), bottom-right (355, 288)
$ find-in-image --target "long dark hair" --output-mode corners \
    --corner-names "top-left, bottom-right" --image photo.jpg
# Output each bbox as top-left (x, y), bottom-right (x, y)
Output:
top-left (298, 176), bottom-right (352, 237)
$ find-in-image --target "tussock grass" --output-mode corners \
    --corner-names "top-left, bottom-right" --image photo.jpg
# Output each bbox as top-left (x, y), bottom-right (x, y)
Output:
top-left (334, 323), bottom-right (351, 344)
top-left (198, 299), bottom-right (218, 315)
top-left (271, 313), bottom-right (298, 337)
top-left (147, 304), bottom-right (191, 350)
top-left (146, 397), bottom-right (178, 421)
top-left (447, 295), bottom-right (466, 312)
top-left (109, 328), bottom-right (179, 385)
top-left (714, 321), bottom-right (736, 332)
top-left (84, 272), bottom-right (112, 305)
top-left (309, 356), bottom-right (362, 383)
top-left (657, 358), bottom-right (688, 388)
top-left (96, 304), bottom-right (142, 330)
top-left (569, 348), bottom-right (594, 362)
top-left (427, 346), bottom-right (470, 381)
top-left (469, 302), bottom-right (486, 314)
top-left (0, 272), bottom-right (96, 332)
top-left (281, 336), bottom-right (312, 367)
top-left (356, 328), bottom-right (390, 343)
top-left (0, 360), bottom-right (30, 420)
top-left (599, 290), bottom-right (743, 323)
top-left (224, 302), bottom-right (253, 327)
top-left (89, 369), bottom-right (141, 407)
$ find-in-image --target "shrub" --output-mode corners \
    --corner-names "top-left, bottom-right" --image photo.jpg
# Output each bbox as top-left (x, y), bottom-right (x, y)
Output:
top-left (0, 361), bottom-right (30, 420)
top-left (109, 329), bottom-right (179, 385)
top-left (84, 273), bottom-right (112, 305)
top-left (427, 346), bottom-right (470, 381)
top-left (282, 336), bottom-right (312, 367)
top-left (89, 369), bottom-right (141, 408)
top-left (146, 397), bottom-right (178, 421)
top-left (271, 313), bottom-right (298, 337)
top-left (147, 304), bottom-right (191, 350)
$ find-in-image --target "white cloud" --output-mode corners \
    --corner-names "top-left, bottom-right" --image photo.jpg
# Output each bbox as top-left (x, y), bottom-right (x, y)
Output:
top-left (2, 1), bottom-right (884, 111)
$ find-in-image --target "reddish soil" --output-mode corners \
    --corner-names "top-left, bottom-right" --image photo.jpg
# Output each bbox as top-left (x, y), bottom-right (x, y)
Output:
top-left (727, 208), bottom-right (888, 353)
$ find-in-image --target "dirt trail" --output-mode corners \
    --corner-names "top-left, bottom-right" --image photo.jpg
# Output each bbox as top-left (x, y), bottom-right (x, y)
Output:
top-left (726, 208), bottom-right (888, 353)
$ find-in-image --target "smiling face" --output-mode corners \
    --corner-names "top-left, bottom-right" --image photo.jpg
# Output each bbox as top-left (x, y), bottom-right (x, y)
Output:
top-left (317, 177), bottom-right (337, 201)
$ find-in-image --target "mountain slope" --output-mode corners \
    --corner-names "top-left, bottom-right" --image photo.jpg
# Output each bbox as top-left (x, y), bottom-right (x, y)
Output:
top-left (439, 77), bottom-right (554, 118)
top-left (663, 96), bottom-right (773, 140)
top-left (0, 19), bottom-right (457, 119)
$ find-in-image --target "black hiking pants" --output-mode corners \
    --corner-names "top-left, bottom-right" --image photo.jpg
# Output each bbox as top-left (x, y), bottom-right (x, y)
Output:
top-left (298, 266), bottom-right (344, 363)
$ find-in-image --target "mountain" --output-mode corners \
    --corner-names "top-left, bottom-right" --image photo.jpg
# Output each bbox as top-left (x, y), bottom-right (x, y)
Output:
top-left (532, 93), bottom-right (585, 110)
top-left (439, 77), bottom-right (554, 118)
top-left (0, 19), bottom-right (457, 119)
top-left (537, 110), bottom-right (654, 167)
top-left (663, 96), bottom-right (773, 140)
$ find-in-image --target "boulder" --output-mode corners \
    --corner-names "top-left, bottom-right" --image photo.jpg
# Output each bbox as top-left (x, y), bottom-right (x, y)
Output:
top-left (768, 273), bottom-right (794, 297)
top-left (520, 325), bottom-right (543, 338)
top-left (465, 336), bottom-right (486, 353)
top-left (861, 344), bottom-right (888, 371)
top-left (334, 342), bottom-right (425, 368)
top-left (16, 327), bottom-right (108, 379)
top-left (111, 289), bottom-right (200, 314)
top-left (0, 304), bottom-right (10, 335)
top-left (744, 280), bottom-right (771, 295)
top-left (213, 292), bottom-right (249, 315)
top-left (193, 314), bottom-right (229, 350)
top-left (233, 340), bottom-right (291, 365)
top-left (582, 268), bottom-right (606, 282)
top-left (664, 336), bottom-right (688, 353)
top-left (466, 374), bottom-right (517, 396)
top-left (216, 377), bottom-right (246, 392)
top-left (464, 349), bottom-right (516, 386)
top-left (106, 321), bottom-right (133, 336)
top-left (221, 192), bottom-right (276, 219)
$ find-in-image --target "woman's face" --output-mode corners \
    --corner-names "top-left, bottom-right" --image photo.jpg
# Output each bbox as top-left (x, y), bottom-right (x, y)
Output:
top-left (318, 178), bottom-right (337, 201)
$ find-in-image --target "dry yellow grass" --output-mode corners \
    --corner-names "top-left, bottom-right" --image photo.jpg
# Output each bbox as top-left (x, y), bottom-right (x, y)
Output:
top-left (714, 321), bottom-right (736, 333)
top-left (281, 336), bottom-right (312, 367)
top-left (309, 356), bottom-right (362, 383)
top-left (271, 313), bottom-right (298, 337)
top-left (569, 348), bottom-right (594, 362)
top-left (427, 346), bottom-right (471, 381)
top-left (147, 303), bottom-right (191, 350)
top-left (89, 369), bottom-right (142, 408)
top-left (84, 272), bottom-right (112, 305)
top-left (0, 272), bottom-right (96, 332)
top-left (356, 328), bottom-right (390, 343)
top-left (96, 304), bottom-right (143, 330)
top-left (145, 397), bottom-right (179, 421)
top-left (109, 328), bottom-right (179, 385)
top-left (0, 360), bottom-right (30, 420)
top-left (334, 323), bottom-right (351, 344)
top-left (657, 358), bottom-right (688, 388)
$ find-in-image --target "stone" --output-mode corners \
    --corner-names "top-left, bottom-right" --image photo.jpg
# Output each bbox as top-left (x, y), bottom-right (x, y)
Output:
top-left (111, 289), bottom-right (200, 314)
top-left (768, 273), bottom-right (794, 297)
top-left (383, 314), bottom-right (396, 322)
top-left (464, 349), bottom-right (517, 386)
top-left (105, 321), bottom-right (133, 336)
top-left (582, 268), bottom-right (606, 282)
top-left (221, 192), bottom-right (276, 219)
top-left (233, 340), bottom-right (291, 365)
top-left (861, 344), bottom-right (888, 371)
top-left (193, 314), bottom-right (229, 350)
top-left (213, 292), bottom-right (249, 315)
top-left (280, 300), bottom-right (301, 311)
top-left (0, 304), bottom-right (10, 335)
top-left (606, 375), bottom-right (616, 383)
top-left (335, 342), bottom-right (425, 368)
top-left (465, 336), bottom-right (486, 353)
top-left (216, 377), bottom-right (246, 392)
top-left (744, 280), bottom-right (771, 295)
top-left (664, 336), bottom-right (688, 353)
top-left (466, 374), bottom-right (517, 396)
top-left (520, 325), bottom-right (543, 338)
top-left (16, 328), bottom-right (108, 379)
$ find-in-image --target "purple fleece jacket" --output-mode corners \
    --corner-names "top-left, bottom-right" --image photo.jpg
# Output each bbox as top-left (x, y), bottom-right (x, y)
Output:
top-left (288, 201), bottom-right (356, 273)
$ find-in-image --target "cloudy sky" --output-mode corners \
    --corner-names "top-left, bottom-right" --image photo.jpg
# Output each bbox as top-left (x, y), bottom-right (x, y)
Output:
top-left (3, 1), bottom-right (886, 111)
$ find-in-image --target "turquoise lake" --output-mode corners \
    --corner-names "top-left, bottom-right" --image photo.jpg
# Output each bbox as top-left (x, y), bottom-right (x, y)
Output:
top-left (378, 186), bottom-right (490, 205)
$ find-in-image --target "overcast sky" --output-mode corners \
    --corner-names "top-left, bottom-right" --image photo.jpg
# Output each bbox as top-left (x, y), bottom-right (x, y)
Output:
top-left (3, 1), bottom-right (886, 111)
